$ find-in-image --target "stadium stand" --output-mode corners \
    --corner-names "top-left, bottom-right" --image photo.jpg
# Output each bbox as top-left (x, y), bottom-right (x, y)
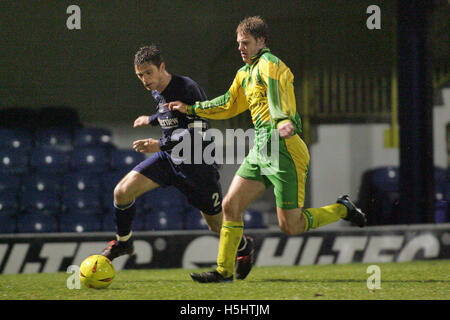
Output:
top-left (20, 190), bottom-right (61, 216)
top-left (22, 172), bottom-right (62, 195)
top-left (0, 128), bottom-right (33, 152)
top-left (184, 206), bottom-right (209, 230)
top-left (0, 106), bottom-right (266, 233)
top-left (70, 146), bottom-right (110, 173)
top-left (34, 127), bottom-right (73, 152)
top-left (29, 147), bottom-right (71, 174)
top-left (17, 213), bottom-right (58, 233)
top-left (0, 173), bottom-right (21, 194)
top-left (357, 165), bottom-right (449, 225)
top-left (243, 209), bottom-right (266, 229)
top-left (60, 213), bottom-right (103, 233)
top-left (144, 210), bottom-right (184, 231)
top-left (0, 148), bottom-right (29, 175)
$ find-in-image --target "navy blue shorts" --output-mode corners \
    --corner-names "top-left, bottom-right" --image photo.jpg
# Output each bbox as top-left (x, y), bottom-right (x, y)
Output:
top-left (133, 151), bottom-right (223, 215)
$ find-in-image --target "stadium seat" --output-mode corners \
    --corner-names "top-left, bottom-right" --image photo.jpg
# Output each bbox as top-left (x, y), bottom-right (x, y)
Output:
top-left (71, 146), bottom-right (110, 173)
top-left (62, 191), bottom-right (103, 215)
top-left (184, 207), bottom-right (208, 230)
top-left (63, 171), bottom-right (101, 194)
top-left (434, 200), bottom-right (448, 223)
top-left (0, 128), bottom-right (33, 151)
top-left (0, 148), bottom-right (29, 175)
top-left (20, 190), bottom-right (61, 215)
top-left (34, 127), bottom-right (73, 151)
top-left (22, 172), bottom-right (62, 195)
top-left (110, 149), bottom-right (146, 172)
top-left (0, 215), bottom-right (17, 233)
top-left (243, 209), bottom-right (265, 229)
top-left (0, 192), bottom-right (19, 216)
top-left (59, 213), bottom-right (102, 233)
top-left (0, 173), bottom-right (21, 193)
top-left (144, 210), bottom-right (184, 230)
top-left (357, 166), bottom-right (400, 225)
top-left (16, 213), bottom-right (58, 233)
top-left (102, 212), bottom-right (146, 232)
top-left (29, 147), bottom-right (70, 174)
top-left (143, 186), bottom-right (186, 212)
top-left (73, 127), bottom-right (114, 148)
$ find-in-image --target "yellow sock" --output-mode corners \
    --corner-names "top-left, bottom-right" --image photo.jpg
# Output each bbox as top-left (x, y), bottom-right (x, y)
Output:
top-left (216, 220), bottom-right (244, 278)
top-left (302, 203), bottom-right (347, 231)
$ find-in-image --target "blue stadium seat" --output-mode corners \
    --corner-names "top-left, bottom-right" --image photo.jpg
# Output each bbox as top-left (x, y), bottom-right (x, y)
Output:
top-left (20, 190), bottom-right (61, 215)
top-left (73, 127), bottom-right (114, 148)
top-left (101, 170), bottom-right (127, 192)
top-left (434, 167), bottom-right (447, 201)
top-left (102, 212), bottom-right (146, 232)
top-left (34, 127), bottom-right (73, 151)
top-left (0, 215), bottom-right (17, 233)
top-left (184, 207), bottom-right (208, 230)
top-left (29, 147), bottom-right (70, 174)
top-left (71, 146), bottom-right (110, 173)
top-left (0, 173), bottom-right (21, 193)
top-left (0, 129), bottom-right (33, 152)
top-left (0, 148), bottom-right (29, 175)
top-left (143, 186), bottom-right (186, 211)
top-left (59, 213), bottom-right (102, 233)
top-left (0, 192), bottom-right (19, 216)
top-left (110, 149), bottom-right (146, 172)
top-left (63, 171), bottom-right (101, 194)
top-left (243, 209), bottom-right (265, 228)
top-left (434, 200), bottom-right (448, 223)
top-left (16, 213), bottom-right (58, 233)
top-left (22, 172), bottom-right (62, 195)
top-left (62, 191), bottom-right (103, 215)
top-left (144, 210), bottom-right (184, 230)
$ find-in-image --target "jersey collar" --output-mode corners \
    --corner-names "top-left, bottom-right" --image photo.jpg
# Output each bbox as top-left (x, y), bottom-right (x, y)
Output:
top-left (248, 48), bottom-right (271, 66)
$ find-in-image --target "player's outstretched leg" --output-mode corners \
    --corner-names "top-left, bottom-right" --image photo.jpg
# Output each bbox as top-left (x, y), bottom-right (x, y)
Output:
top-left (338, 195), bottom-right (367, 227)
top-left (235, 236), bottom-right (255, 280)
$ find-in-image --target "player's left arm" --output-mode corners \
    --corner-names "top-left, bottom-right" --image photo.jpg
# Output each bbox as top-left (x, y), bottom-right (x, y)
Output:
top-left (260, 57), bottom-right (298, 138)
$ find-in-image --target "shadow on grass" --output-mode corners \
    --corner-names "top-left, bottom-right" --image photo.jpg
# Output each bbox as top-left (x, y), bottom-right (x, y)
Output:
top-left (255, 279), bottom-right (450, 283)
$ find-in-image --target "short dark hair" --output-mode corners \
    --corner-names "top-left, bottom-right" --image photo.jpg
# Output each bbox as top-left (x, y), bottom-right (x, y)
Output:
top-left (236, 16), bottom-right (269, 44)
top-left (134, 45), bottom-right (164, 67)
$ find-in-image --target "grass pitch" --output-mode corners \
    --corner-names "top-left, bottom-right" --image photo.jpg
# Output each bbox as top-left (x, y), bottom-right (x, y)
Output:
top-left (1, 260), bottom-right (449, 300)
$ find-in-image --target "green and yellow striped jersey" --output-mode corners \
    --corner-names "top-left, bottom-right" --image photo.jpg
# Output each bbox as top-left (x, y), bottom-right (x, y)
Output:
top-left (187, 48), bottom-right (302, 136)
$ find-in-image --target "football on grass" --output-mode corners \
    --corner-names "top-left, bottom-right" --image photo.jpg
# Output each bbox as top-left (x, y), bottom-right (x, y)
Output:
top-left (79, 255), bottom-right (115, 289)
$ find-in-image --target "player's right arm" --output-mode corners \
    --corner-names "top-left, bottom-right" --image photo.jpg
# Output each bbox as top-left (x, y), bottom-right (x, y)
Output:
top-left (167, 69), bottom-right (249, 119)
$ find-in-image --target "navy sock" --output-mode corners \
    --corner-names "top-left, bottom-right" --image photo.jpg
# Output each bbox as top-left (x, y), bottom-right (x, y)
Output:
top-left (114, 201), bottom-right (136, 237)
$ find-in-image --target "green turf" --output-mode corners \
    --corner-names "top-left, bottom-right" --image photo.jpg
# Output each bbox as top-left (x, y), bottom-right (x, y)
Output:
top-left (1, 260), bottom-right (449, 300)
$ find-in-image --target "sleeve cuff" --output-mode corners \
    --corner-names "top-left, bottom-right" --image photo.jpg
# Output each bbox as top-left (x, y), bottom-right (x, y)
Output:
top-left (186, 104), bottom-right (196, 116)
top-left (276, 119), bottom-right (291, 128)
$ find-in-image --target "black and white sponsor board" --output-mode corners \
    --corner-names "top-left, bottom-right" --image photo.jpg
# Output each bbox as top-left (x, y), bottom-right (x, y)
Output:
top-left (1, 223), bottom-right (449, 274)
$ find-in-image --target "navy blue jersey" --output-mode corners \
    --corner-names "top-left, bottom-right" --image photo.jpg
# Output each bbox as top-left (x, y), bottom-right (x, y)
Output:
top-left (148, 75), bottom-right (212, 159)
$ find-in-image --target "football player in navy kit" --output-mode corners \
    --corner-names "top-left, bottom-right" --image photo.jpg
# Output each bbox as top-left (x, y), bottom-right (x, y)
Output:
top-left (101, 45), bottom-right (254, 280)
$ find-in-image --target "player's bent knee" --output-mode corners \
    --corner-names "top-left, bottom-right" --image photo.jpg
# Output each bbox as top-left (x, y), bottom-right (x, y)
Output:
top-left (222, 197), bottom-right (241, 221)
top-left (113, 182), bottom-right (133, 206)
top-left (279, 223), bottom-right (303, 236)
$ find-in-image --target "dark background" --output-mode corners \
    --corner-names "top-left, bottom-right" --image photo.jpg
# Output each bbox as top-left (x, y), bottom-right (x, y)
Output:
top-left (0, 0), bottom-right (396, 123)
